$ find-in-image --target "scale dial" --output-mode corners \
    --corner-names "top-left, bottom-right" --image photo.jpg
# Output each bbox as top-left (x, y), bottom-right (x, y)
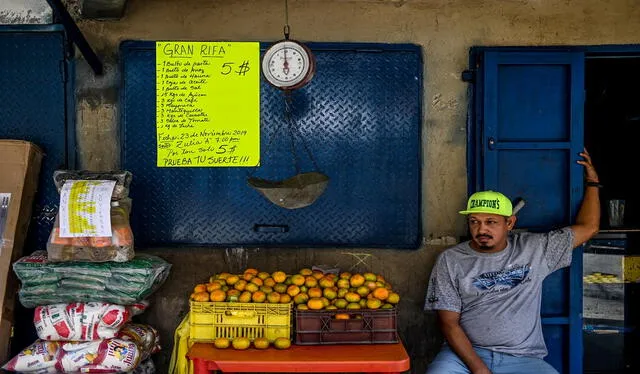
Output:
top-left (262, 40), bottom-right (315, 90)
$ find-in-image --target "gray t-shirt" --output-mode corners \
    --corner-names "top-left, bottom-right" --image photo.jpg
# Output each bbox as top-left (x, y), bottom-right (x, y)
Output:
top-left (424, 228), bottom-right (574, 358)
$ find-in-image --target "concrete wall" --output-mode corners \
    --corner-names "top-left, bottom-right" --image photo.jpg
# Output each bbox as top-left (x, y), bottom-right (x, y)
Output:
top-left (5, 0), bottom-right (640, 373)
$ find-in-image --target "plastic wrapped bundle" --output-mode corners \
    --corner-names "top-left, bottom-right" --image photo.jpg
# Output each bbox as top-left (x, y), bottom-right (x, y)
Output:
top-left (13, 251), bottom-right (171, 308)
top-left (47, 199), bottom-right (135, 262)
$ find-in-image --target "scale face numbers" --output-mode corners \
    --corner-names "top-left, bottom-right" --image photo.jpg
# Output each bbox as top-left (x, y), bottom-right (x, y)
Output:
top-left (262, 40), bottom-right (315, 90)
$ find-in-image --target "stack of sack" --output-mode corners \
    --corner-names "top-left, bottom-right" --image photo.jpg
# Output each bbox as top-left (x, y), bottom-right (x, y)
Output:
top-left (3, 303), bottom-right (160, 373)
top-left (2, 170), bottom-right (171, 373)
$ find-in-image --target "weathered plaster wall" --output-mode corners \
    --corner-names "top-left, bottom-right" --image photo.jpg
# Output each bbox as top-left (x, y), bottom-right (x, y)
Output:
top-left (7, 0), bottom-right (640, 373)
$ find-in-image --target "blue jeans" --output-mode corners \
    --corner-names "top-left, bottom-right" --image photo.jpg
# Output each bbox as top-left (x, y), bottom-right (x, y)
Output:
top-left (426, 345), bottom-right (559, 374)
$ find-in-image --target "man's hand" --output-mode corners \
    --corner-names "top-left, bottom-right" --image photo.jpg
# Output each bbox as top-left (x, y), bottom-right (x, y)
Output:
top-left (577, 148), bottom-right (599, 183)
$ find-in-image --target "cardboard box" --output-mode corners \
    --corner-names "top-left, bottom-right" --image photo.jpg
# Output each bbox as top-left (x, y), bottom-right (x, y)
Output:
top-left (0, 140), bottom-right (43, 363)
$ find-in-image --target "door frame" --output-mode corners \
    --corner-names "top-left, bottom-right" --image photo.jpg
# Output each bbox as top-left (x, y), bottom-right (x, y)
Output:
top-left (466, 43), bottom-right (640, 374)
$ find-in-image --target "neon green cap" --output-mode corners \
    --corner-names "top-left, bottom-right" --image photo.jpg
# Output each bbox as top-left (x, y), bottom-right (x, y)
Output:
top-left (459, 190), bottom-right (513, 216)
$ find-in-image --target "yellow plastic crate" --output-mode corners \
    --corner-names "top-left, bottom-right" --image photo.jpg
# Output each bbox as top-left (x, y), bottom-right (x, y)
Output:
top-left (189, 301), bottom-right (292, 343)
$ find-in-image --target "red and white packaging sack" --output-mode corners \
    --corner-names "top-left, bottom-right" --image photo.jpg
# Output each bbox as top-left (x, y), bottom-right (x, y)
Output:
top-left (1, 341), bottom-right (60, 373)
top-left (34, 301), bottom-right (148, 341)
top-left (2, 338), bottom-right (141, 373)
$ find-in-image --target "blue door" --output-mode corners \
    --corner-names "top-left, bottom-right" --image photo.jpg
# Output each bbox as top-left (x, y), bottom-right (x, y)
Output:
top-left (470, 49), bottom-right (585, 373)
top-left (0, 25), bottom-right (74, 251)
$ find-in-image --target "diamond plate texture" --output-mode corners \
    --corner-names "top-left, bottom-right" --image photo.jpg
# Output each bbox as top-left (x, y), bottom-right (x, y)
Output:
top-left (0, 30), bottom-right (71, 251)
top-left (121, 42), bottom-right (422, 248)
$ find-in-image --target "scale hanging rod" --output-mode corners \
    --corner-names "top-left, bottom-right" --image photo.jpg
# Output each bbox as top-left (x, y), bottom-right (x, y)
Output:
top-left (283, 0), bottom-right (290, 40)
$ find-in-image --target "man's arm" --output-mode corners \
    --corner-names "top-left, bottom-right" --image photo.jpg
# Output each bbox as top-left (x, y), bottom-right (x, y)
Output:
top-left (437, 310), bottom-right (491, 374)
top-left (571, 148), bottom-right (600, 248)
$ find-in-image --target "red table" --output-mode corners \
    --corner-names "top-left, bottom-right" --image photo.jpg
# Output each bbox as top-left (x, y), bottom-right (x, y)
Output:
top-left (187, 342), bottom-right (410, 373)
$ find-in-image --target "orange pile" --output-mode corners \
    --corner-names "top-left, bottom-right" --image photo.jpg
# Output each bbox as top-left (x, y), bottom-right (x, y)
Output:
top-left (189, 267), bottom-right (400, 311)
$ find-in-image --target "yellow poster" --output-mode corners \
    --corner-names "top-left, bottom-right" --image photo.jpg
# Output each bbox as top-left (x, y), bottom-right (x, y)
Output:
top-left (155, 41), bottom-right (260, 167)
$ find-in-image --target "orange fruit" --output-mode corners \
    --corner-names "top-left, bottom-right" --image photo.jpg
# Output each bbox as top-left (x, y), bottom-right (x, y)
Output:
top-left (297, 304), bottom-right (309, 310)
top-left (253, 337), bottom-right (270, 349)
top-left (194, 284), bottom-right (208, 293)
top-left (350, 274), bottom-right (365, 287)
top-left (234, 280), bottom-right (247, 291)
top-left (312, 271), bottom-right (324, 280)
top-left (207, 282), bottom-right (223, 292)
top-left (308, 287), bottom-right (323, 298)
top-left (232, 337), bottom-right (251, 350)
top-left (344, 292), bottom-right (361, 303)
top-left (252, 291), bottom-right (266, 303)
top-left (346, 302), bottom-right (361, 310)
top-left (363, 272), bottom-right (377, 282)
top-left (192, 291), bottom-right (210, 302)
top-left (337, 279), bottom-right (350, 289)
top-left (334, 313), bottom-right (350, 320)
top-left (257, 271), bottom-right (271, 280)
top-left (318, 277), bottom-right (335, 288)
top-left (286, 285), bottom-right (301, 297)
top-left (210, 289), bottom-right (226, 302)
top-left (273, 337), bottom-right (291, 349)
top-left (323, 288), bottom-right (337, 300)
top-left (267, 292), bottom-right (281, 303)
top-left (307, 298), bottom-right (324, 310)
top-left (273, 283), bottom-right (288, 294)
top-left (299, 268), bottom-right (313, 276)
top-left (245, 283), bottom-right (262, 293)
top-left (279, 294), bottom-right (292, 303)
top-left (214, 337), bottom-right (230, 349)
top-left (373, 287), bottom-right (390, 300)
top-left (339, 272), bottom-right (352, 279)
top-left (337, 288), bottom-right (349, 298)
top-left (366, 298), bottom-right (382, 309)
top-left (272, 271), bottom-right (287, 283)
top-left (239, 291), bottom-right (252, 303)
top-left (263, 277), bottom-right (276, 288)
top-left (304, 276), bottom-right (318, 288)
top-left (359, 299), bottom-right (367, 308)
top-left (245, 283), bottom-right (260, 293)
top-left (321, 297), bottom-right (330, 307)
top-left (386, 292), bottom-right (400, 304)
top-left (250, 277), bottom-right (263, 286)
top-left (243, 272), bottom-right (254, 281)
top-left (217, 272), bottom-right (232, 280)
top-left (333, 299), bottom-right (348, 309)
top-left (244, 268), bottom-right (259, 276)
top-left (226, 289), bottom-right (241, 302)
top-left (290, 274), bottom-right (305, 286)
top-left (225, 275), bottom-right (240, 286)
top-left (356, 286), bottom-right (370, 297)
top-left (381, 303), bottom-right (394, 309)
top-left (293, 293), bottom-right (309, 305)
top-left (365, 281), bottom-right (378, 291)
top-left (260, 286), bottom-right (273, 294)
top-left (326, 305), bottom-right (338, 310)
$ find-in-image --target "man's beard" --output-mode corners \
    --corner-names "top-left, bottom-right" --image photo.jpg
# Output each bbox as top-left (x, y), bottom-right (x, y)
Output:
top-left (475, 235), bottom-right (493, 250)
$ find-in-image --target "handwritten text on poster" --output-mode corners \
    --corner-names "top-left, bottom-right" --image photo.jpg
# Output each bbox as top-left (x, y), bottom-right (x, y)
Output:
top-left (156, 41), bottom-right (260, 167)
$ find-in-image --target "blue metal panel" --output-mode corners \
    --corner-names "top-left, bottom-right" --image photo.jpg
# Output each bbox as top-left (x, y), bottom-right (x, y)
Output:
top-left (474, 50), bottom-right (585, 373)
top-left (0, 26), bottom-right (73, 251)
top-left (120, 41), bottom-right (422, 248)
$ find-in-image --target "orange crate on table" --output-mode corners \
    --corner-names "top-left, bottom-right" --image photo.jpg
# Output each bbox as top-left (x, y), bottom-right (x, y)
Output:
top-left (189, 301), bottom-right (292, 343)
top-left (294, 308), bottom-right (398, 345)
